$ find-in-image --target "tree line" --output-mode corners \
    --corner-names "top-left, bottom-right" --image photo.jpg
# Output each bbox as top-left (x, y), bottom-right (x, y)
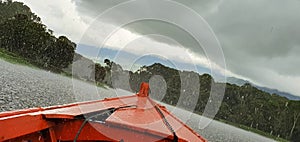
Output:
top-left (0, 1), bottom-right (75, 72)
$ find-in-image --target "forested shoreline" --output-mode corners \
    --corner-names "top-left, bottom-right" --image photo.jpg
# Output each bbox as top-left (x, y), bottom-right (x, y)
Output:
top-left (0, 0), bottom-right (75, 72)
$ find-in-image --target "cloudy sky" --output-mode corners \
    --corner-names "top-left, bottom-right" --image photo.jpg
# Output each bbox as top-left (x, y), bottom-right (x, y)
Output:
top-left (18, 0), bottom-right (300, 96)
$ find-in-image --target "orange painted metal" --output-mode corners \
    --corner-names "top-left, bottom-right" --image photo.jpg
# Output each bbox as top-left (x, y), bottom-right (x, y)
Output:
top-left (138, 82), bottom-right (150, 97)
top-left (0, 82), bottom-right (207, 142)
top-left (0, 114), bottom-right (53, 141)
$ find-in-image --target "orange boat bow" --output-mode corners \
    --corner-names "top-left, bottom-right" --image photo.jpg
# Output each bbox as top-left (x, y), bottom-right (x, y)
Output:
top-left (0, 83), bottom-right (206, 142)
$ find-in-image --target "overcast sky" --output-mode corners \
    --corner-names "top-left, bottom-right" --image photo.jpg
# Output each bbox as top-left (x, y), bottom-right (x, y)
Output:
top-left (18, 0), bottom-right (300, 96)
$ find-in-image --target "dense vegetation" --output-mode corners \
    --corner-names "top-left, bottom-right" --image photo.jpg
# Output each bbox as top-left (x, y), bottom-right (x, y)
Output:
top-left (0, 0), bottom-right (75, 72)
top-left (1, 1), bottom-right (299, 141)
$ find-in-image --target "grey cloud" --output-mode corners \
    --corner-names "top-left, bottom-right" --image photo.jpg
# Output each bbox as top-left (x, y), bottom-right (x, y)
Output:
top-left (74, 0), bottom-right (219, 55)
top-left (212, 0), bottom-right (300, 79)
top-left (211, 0), bottom-right (300, 57)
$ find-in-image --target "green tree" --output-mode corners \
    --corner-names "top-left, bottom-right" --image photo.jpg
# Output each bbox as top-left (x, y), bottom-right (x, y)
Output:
top-left (46, 36), bottom-right (76, 70)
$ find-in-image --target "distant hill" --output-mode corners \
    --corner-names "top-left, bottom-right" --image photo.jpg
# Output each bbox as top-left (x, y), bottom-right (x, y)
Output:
top-left (226, 77), bottom-right (300, 100)
top-left (226, 77), bottom-right (251, 86)
top-left (255, 86), bottom-right (300, 100)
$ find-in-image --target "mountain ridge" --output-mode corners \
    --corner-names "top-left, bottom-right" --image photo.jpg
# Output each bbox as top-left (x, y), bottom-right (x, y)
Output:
top-left (226, 76), bottom-right (300, 100)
